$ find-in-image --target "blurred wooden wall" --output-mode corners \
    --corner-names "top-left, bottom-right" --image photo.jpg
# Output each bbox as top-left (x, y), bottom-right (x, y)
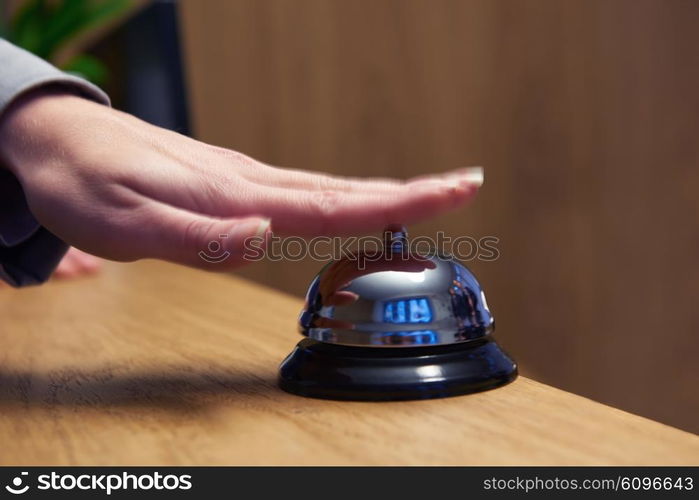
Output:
top-left (178, 0), bottom-right (699, 433)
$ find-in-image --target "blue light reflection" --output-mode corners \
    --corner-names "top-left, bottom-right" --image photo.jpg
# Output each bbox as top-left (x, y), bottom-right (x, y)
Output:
top-left (383, 297), bottom-right (433, 324)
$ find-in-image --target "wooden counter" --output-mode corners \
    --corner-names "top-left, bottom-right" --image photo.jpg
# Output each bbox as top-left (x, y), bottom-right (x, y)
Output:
top-left (1, 261), bottom-right (697, 465)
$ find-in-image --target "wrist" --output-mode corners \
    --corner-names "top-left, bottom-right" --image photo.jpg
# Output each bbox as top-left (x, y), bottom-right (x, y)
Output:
top-left (0, 88), bottom-right (96, 179)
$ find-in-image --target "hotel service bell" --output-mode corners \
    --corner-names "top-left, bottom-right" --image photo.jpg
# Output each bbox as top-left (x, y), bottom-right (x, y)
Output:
top-left (278, 224), bottom-right (517, 401)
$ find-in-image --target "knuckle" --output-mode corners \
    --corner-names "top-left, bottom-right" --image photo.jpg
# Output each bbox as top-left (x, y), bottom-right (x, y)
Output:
top-left (314, 190), bottom-right (341, 216)
top-left (311, 175), bottom-right (335, 191)
top-left (309, 190), bottom-right (342, 234)
top-left (182, 218), bottom-right (217, 252)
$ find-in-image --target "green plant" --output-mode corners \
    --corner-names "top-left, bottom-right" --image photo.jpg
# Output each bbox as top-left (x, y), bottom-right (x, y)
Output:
top-left (0, 0), bottom-right (134, 85)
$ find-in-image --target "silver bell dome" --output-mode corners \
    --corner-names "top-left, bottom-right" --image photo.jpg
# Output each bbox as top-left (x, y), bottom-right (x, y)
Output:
top-left (299, 224), bottom-right (495, 347)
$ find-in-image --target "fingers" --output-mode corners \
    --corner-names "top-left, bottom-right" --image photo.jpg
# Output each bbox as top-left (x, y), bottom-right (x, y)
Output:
top-left (248, 163), bottom-right (403, 192)
top-left (230, 165), bottom-right (484, 235)
top-left (120, 151), bottom-right (483, 238)
top-left (242, 177), bottom-right (480, 235)
top-left (249, 163), bottom-right (484, 194)
top-left (53, 254), bottom-right (79, 279)
top-left (133, 201), bottom-right (271, 270)
top-left (53, 248), bottom-right (102, 280)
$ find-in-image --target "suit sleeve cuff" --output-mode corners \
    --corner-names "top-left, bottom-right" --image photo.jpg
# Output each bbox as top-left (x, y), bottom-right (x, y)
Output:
top-left (0, 39), bottom-right (110, 286)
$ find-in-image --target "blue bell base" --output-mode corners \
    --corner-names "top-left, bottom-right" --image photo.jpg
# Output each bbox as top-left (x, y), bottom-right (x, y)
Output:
top-left (278, 337), bottom-right (517, 401)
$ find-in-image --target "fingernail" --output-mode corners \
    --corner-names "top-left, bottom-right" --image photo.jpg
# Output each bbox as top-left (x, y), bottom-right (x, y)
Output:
top-left (255, 218), bottom-right (272, 237)
top-left (441, 178), bottom-right (463, 189)
top-left (229, 218), bottom-right (271, 241)
top-left (462, 166), bottom-right (484, 187)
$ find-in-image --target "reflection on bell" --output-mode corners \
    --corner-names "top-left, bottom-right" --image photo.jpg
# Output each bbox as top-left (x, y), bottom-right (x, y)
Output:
top-left (278, 224), bottom-right (517, 401)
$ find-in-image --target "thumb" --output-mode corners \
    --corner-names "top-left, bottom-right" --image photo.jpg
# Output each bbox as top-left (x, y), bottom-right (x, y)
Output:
top-left (141, 202), bottom-right (271, 270)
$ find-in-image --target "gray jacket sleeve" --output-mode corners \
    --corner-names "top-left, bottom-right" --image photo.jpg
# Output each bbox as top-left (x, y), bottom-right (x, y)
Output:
top-left (0, 39), bottom-right (110, 286)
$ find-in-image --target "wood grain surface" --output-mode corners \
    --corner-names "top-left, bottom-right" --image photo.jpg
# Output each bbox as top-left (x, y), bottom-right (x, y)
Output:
top-left (1, 261), bottom-right (697, 465)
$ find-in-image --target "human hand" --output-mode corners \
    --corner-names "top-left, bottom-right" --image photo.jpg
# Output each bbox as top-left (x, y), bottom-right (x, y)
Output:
top-left (52, 247), bottom-right (102, 280)
top-left (0, 90), bottom-right (483, 270)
